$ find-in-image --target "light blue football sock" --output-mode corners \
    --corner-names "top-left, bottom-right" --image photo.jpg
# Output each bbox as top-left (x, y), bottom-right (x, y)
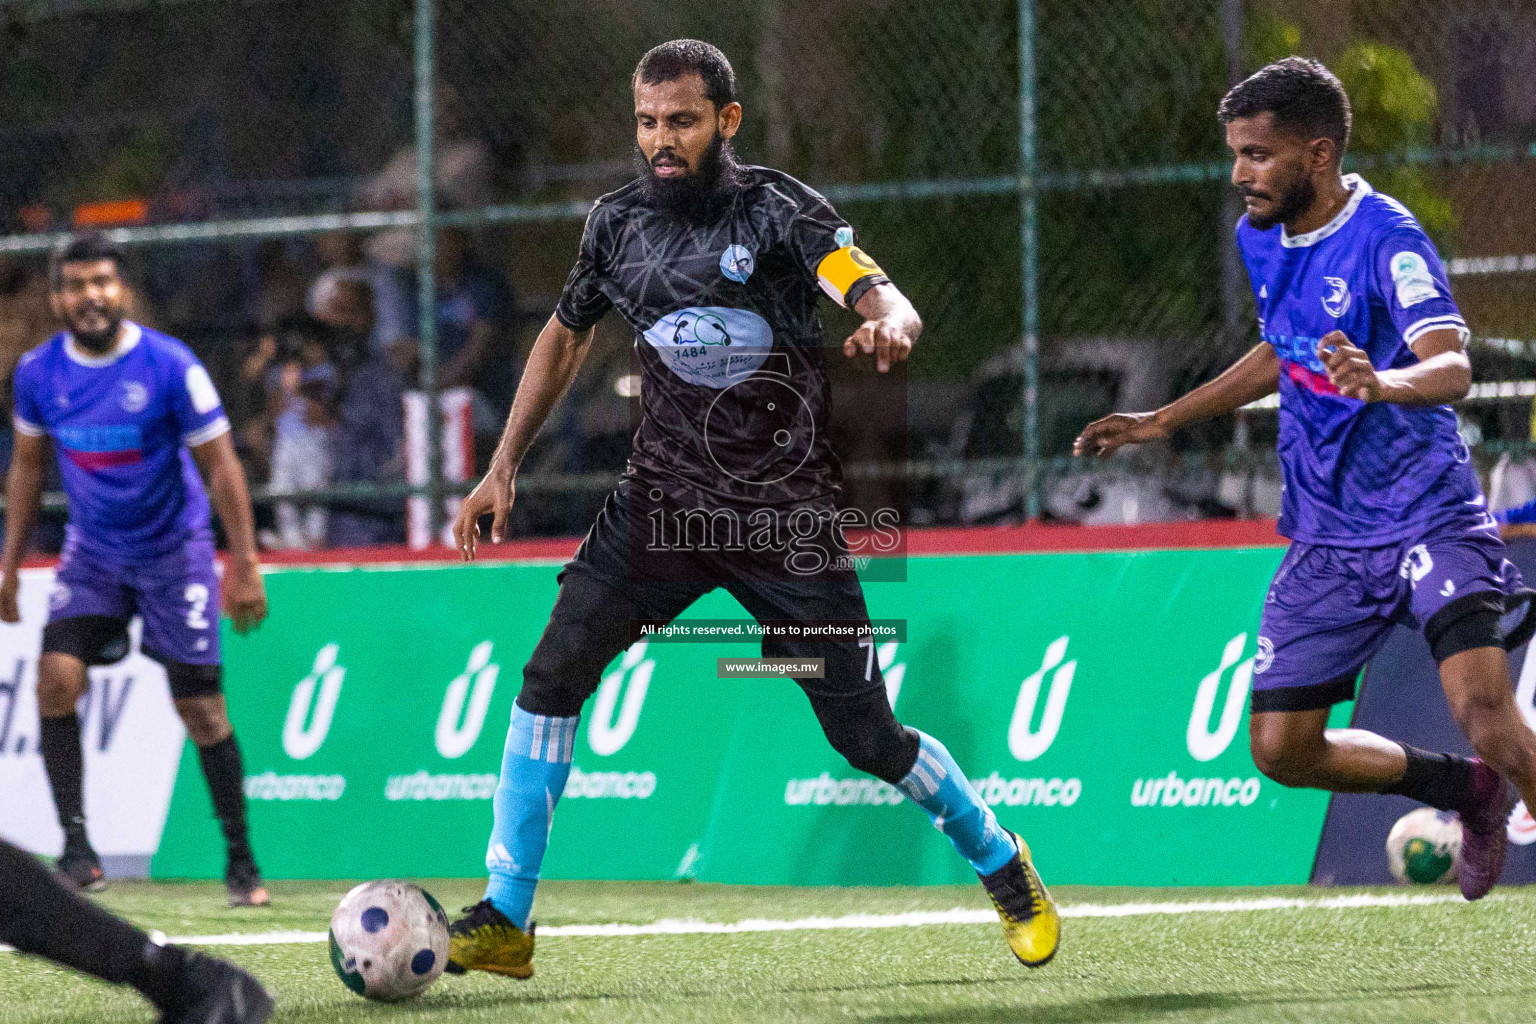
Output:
top-left (483, 705), bottom-right (579, 930)
top-left (899, 730), bottom-right (1017, 876)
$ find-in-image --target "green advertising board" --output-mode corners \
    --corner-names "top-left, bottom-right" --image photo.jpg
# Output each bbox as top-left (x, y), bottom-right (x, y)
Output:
top-left (153, 546), bottom-right (1347, 886)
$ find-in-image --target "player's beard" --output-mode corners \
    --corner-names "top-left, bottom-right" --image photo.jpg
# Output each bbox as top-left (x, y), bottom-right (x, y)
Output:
top-left (636, 133), bottom-right (742, 221)
top-left (1243, 169), bottom-right (1316, 232)
top-left (67, 306), bottom-right (124, 354)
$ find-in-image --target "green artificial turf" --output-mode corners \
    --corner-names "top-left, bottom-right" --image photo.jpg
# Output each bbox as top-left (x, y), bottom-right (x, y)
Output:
top-left (2, 879), bottom-right (1532, 1023)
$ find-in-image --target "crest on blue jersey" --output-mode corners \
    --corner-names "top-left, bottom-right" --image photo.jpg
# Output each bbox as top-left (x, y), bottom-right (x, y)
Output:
top-left (720, 245), bottom-right (755, 283)
top-left (121, 380), bottom-right (149, 413)
top-left (1321, 276), bottom-right (1351, 318)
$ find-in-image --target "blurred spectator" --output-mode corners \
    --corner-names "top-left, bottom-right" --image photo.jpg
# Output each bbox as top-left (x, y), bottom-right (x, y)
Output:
top-left (268, 363), bottom-right (337, 550)
top-left (405, 228), bottom-right (514, 424)
top-left (326, 280), bottom-right (410, 548)
top-left (230, 317), bottom-right (332, 481)
top-left (362, 86), bottom-right (492, 269)
top-left (311, 274), bottom-right (381, 379)
top-left (308, 231), bottom-right (409, 354)
top-left (231, 331), bottom-right (280, 482)
top-left (237, 318), bottom-right (337, 550)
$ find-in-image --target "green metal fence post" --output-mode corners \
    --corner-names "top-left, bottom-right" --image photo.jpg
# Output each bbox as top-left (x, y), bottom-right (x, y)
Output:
top-left (415, 0), bottom-right (442, 541)
top-left (1019, 0), bottom-right (1041, 518)
top-left (1219, 0), bottom-right (1246, 344)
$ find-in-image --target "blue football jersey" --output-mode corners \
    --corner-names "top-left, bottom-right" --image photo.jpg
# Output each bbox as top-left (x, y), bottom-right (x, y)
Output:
top-left (1237, 174), bottom-right (1481, 547)
top-left (12, 322), bottom-right (229, 561)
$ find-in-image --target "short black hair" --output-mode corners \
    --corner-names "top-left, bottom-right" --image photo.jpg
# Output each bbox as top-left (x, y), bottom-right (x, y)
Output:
top-left (48, 233), bottom-right (126, 291)
top-left (633, 39), bottom-right (737, 109)
top-left (1218, 57), bottom-right (1352, 154)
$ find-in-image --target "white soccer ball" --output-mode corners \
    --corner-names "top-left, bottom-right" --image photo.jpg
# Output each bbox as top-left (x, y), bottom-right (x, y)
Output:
top-left (1386, 807), bottom-right (1462, 884)
top-left (329, 880), bottom-right (450, 1001)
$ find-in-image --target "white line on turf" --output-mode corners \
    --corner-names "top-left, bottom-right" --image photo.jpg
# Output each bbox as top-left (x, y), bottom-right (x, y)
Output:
top-left (0, 891), bottom-right (1476, 952)
top-left (155, 930), bottom-right (331, 947)
top-left (531, 893), bottom-right (1471, 936)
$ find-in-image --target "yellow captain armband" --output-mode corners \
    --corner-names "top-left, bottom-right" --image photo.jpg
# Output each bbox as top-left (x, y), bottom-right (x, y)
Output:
top-left (816, 246), bottom-right (885, 308)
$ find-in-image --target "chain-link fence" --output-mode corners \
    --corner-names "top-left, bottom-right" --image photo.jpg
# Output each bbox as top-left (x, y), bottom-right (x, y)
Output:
top-left (1, 0), bottom-right (1534, 548)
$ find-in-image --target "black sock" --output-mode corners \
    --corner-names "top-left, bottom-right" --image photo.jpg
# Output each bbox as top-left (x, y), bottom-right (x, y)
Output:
top-left (39, 714), bottom-right (87, 842)
top-left (0, 837), bottom-right (187, 1009)
top-left (1380, 743), bottom-right (1477, 812)
top-left (196, 734), bottom-right (253, 865)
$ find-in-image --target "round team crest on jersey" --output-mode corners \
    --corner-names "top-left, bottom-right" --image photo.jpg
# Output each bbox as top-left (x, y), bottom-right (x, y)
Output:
top-left (121, 380), bottom-right (149, 413)
top-left (1321, 276), bottom-right (1351, 318)
top-left (720, 245), bottom-right (755, 283)
top-left (1392, 251), bottom-right (1426, 278)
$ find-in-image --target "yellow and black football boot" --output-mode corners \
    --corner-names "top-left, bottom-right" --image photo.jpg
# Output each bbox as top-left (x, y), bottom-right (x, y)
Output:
top-left (978, 832), bottom-right (1060, 967)
top-left (445, 900), bottom-right (535, 979)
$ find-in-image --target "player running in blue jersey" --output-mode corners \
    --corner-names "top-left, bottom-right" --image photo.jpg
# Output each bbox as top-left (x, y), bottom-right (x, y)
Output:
top-left (1077, 58), bottom-right (1536, 901)
top-left (0, 236), bottom-right (271, 905)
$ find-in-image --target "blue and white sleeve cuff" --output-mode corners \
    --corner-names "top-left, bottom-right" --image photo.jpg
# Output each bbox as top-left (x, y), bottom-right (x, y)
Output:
top-left (12, 416), bottom-right (44, 438)
top-left (1403, 314), bottom-right (1469, 345)
top-left (182, 415), bottom-right (231, 448)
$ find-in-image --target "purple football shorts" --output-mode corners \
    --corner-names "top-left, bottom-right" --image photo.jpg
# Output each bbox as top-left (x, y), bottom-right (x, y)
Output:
top-left (46, 530), bottom-right (221, 667)
top-left (1252, 511), bottom-right (1528, 712)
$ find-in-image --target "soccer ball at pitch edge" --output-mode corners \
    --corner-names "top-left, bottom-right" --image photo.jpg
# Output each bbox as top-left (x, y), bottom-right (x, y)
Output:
top-left (1385, 807), bottom-right (1462, 884)
top-left (329, 880), bottom-right (450, 1001)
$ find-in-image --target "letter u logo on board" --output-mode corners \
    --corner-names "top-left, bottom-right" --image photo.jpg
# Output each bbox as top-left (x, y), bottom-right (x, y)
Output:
top-left (1187, 633), bottom-right (1253, 762)
top-left (283, 644), bottom-right (345, 761)
top-left (1009, 636), bottom-right (1075, 762)
top-left (435, 642), bottom-right (499, 759)
top-left (588, 643), bottom-right (654, 756)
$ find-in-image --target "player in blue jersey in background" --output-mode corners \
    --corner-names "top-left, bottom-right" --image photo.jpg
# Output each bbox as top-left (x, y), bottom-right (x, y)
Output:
top-left (1077, 58), bottom-right (1536, 900)
top-left (0, 236), bottom-right (271, 905)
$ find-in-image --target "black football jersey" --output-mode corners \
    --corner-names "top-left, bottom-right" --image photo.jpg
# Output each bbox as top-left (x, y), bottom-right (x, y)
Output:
top-left (555, 165), bottom-right (889, 509)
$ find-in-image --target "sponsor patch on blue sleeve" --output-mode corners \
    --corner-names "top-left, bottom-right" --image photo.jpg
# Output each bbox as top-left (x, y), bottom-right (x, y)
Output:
top-left (1390, 251), bottom-right (1438, 309)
